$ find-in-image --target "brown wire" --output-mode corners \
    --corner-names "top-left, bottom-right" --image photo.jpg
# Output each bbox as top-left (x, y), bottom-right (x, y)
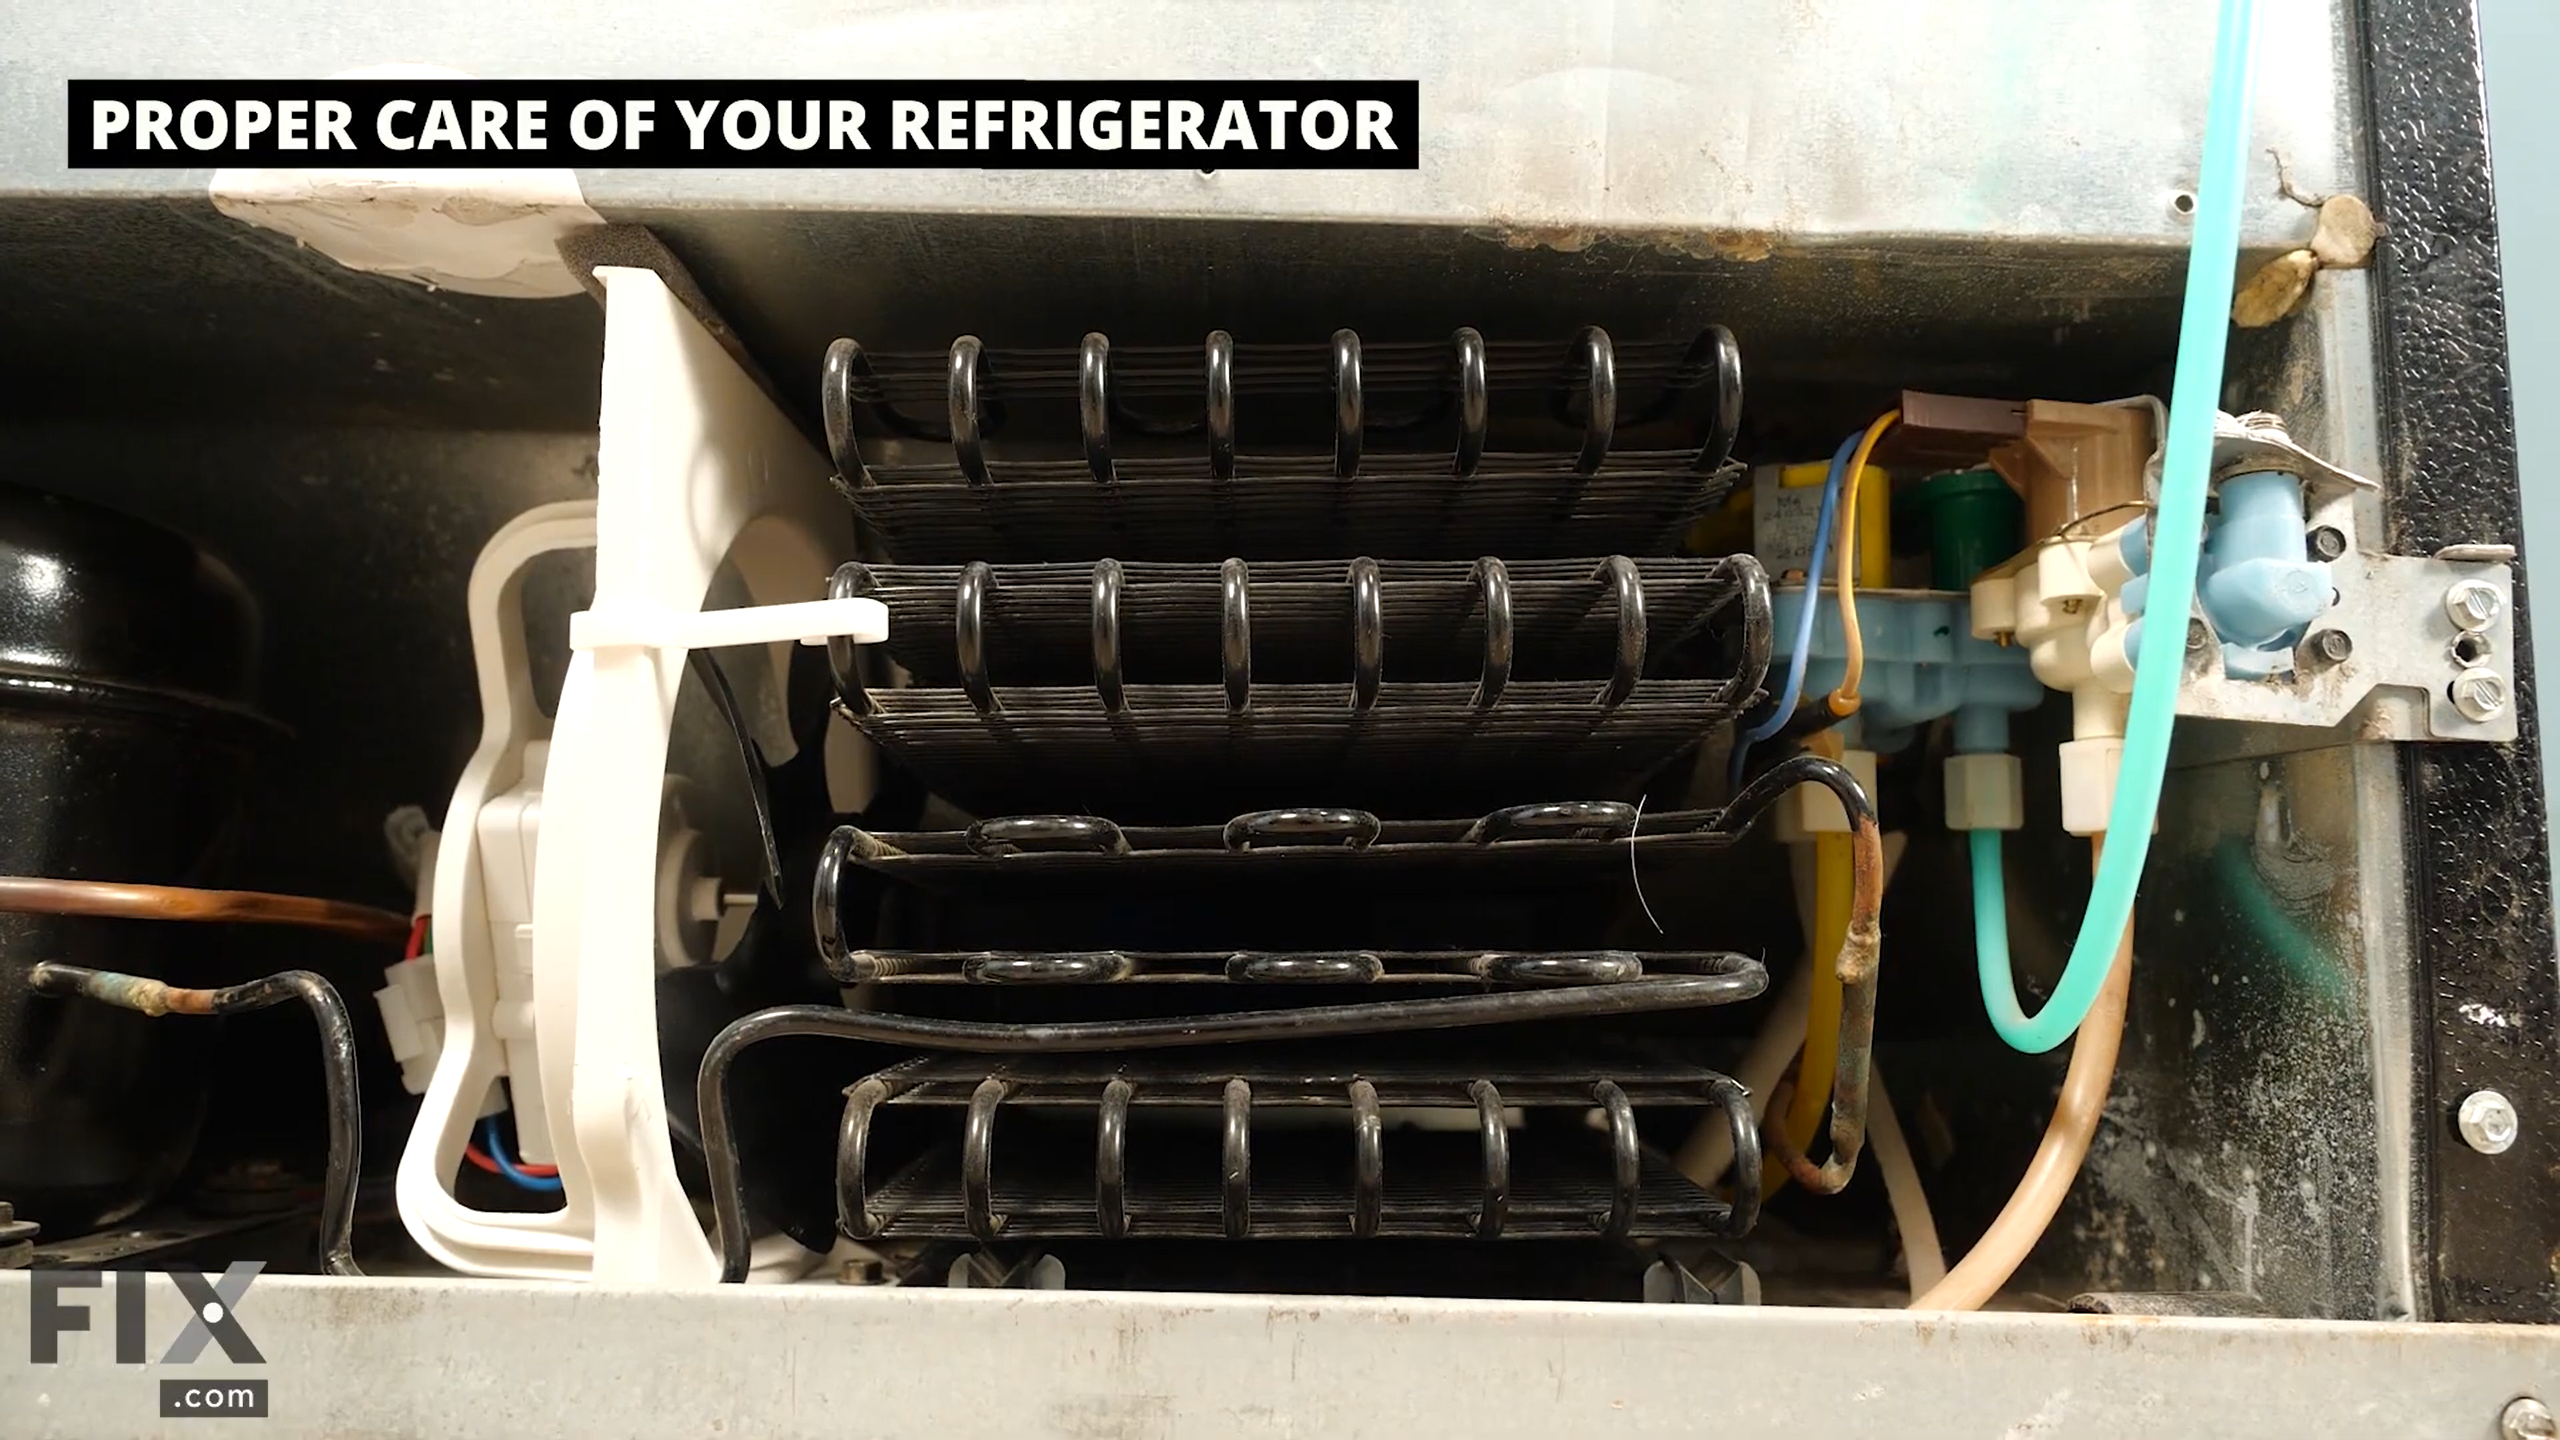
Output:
top-left (0, 877), bottom-right (412, 944)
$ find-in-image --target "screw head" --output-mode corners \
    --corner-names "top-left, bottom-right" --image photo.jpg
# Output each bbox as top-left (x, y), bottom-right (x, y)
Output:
top-left (2306, 525), bottom-right (2348, 562)
top-left (2305, 629), bottom-right (2353, 666)
top-left (2459, 1089), bottom-right (2520, 1155)
top-left (2186, 618), bottom-right (2213, 651)
top-left (2503, 1397), bottom-right (2556, 1440)
top-left (2446, 579), bottom-right (2503, 631)
top-left (2450, 668), bottom-right (2510, 723)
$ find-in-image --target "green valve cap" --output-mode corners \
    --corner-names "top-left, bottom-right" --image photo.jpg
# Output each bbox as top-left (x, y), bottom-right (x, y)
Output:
top-left (1908, 468), bottom-right (2023, 591)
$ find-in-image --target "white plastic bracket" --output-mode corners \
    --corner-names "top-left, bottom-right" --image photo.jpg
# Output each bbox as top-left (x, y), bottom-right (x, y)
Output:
top-left (540, 266), bottom-right (860, 1284)
top-left (398, 265), bottom-right (871, 1285)
top-left (398, 500), bottom-right (603, 1279)
top-left (569, 597), bottom-right (885, 653)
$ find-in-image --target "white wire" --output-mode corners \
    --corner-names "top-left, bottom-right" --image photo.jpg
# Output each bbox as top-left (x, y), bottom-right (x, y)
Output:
top-left (1628, 795), bottom-right (1664, 934)
top-left (1866, 1063), bottom-right (1946, 1299)
top-left (1673, 951), bottom-right (1809, 1185)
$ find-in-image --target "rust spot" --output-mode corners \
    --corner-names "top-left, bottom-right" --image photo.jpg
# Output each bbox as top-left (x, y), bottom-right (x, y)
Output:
top-left (1696, 230), bottom-right (1776, 263)
top-left (1469, 224), bottom-right (1783, 264)
top-left (1477, 223), bottom-right (1598, 254)
top-left (27, 963), bottom-right (218, 1017)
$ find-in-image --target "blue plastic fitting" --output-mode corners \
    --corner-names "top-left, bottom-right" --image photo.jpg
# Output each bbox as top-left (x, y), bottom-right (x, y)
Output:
top-left (1952, 703), bottom-right (2013, 755)
top-left (2117, 515), bottom-right (2152, 577)
top-left (2196, 469), bottom-right (2330, 678)
top-left (1766, 588), bottom-right (2042, 755)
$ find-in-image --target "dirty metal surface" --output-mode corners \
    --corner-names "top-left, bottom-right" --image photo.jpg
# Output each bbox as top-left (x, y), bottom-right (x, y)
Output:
top-left (2, 1272), bottom-right (2554, 1439)
top-left (2074, 745), bottom-right (2407, 1320)
top-left (4, 0), bottom-right (2359, 437)
top-left (8, 0), bottom-right (2351, 242)
top-left (2356, 0), bottom-right (2560, 1322)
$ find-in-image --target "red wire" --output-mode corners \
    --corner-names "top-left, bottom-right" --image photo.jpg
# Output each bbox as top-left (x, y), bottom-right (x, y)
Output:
top-left (410, 914), bottom-right (562, 1180)
top-left (472, 1121), bottom-right (559, 1179)
top-left (463, 1129), bottom-right (559, 1178)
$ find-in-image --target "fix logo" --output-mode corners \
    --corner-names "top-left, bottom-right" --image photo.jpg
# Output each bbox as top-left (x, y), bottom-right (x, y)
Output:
top-left (28, 1264), bottom-right (264, 1364)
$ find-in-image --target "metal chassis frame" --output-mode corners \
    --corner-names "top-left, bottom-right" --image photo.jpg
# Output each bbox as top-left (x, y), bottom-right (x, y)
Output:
top-left (2, 1272), bottom-right (2552, 1438)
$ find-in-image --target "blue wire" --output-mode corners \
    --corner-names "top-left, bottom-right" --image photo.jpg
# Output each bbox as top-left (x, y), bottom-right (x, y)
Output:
top-left (1729, 429), bottom-right (1859, 789)
top-left (480, 1115), bottom-right (564, 1193)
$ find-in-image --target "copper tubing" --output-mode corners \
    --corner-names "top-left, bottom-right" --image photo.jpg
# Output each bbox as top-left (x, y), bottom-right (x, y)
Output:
top-left (1910, 835), bottom-right (2134, 1311)
top-left (0, 877), bottom-right (413, 945)
top-left (1761, 807), bottom-right (1886, 1195)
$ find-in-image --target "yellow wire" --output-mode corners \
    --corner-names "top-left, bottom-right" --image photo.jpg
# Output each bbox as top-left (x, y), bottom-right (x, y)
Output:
top-left (1777, 407), bottom-right (1895, 1182)
top-left (1826, 408), bottom-right (1901, 717)
top-left (1765, 827), bottom-right (1855, 1197)
top-left (1756, 410), bottom-right (1896, 1196)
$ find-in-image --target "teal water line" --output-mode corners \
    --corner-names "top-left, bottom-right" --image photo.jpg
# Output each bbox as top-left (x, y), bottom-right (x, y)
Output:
top-left (1969, 827), bottom-right (2013, 1007)
top-left (1975, 0), bottom-right (2262, 1054)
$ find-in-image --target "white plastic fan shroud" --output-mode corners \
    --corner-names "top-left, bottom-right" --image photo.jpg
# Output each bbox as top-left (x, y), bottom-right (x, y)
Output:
top-left (399, 267), bottom-right (882, 1282)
